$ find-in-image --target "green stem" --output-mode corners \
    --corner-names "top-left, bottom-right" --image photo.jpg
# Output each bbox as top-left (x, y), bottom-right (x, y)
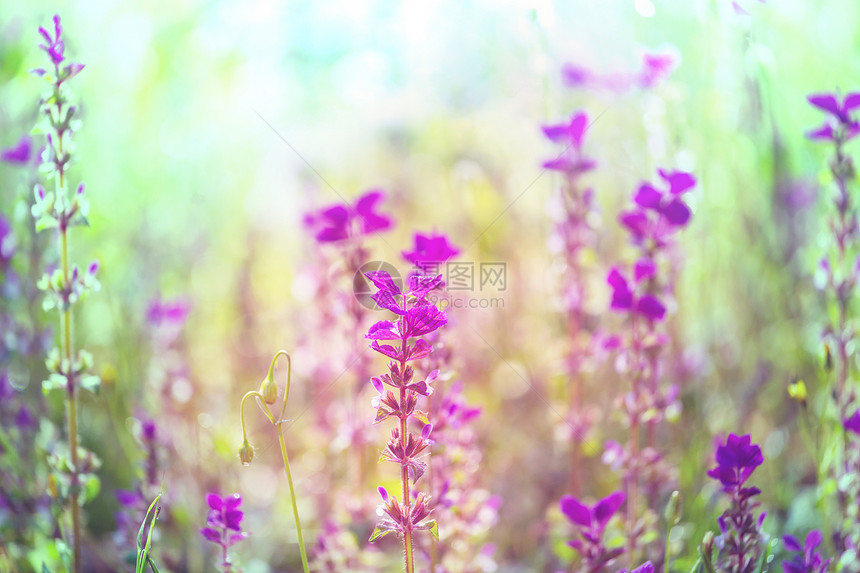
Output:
top-left (241, 351), bottom-right (309, 573)
top-left (277, 423), bottom-right (309, 573)
top-left (57, 125), bottom-right (82, 573)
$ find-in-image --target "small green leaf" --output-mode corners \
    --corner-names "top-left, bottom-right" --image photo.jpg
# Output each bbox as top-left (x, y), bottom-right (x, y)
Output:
top-left (412, 410), bottom-right (430, 425)
top-left (368, 525), bottom-right (394, 543)
top-left (83, 475), bottom-right (100, 502)
top-left (424, 519), bottom-right (439, 541)
top-left (42, 373), bottom-right (67, 394)
top-left (35, 215), bottom-right (59, 232)
top-left (80, 375), bottom-right (101, 395)
top-left (136, 493), bottom-right (163, 573)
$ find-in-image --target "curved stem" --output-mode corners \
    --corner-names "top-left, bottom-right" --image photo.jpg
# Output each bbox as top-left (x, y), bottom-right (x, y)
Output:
top-left (240, 391), bottom-right (276, 431)
top-left (246, 351), bottom-right (308, 573)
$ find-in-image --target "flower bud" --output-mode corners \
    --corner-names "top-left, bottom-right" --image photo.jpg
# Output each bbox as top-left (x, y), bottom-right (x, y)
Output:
top-left (664, 490), bottom-right (681, 525)
top-left (701, 530), bottom-right (715, 556)
top-left (788, 380), bottom-right (807, 406)
top-left (260, 377), bottom-right (277, 405)
top-left (238, 440), bottom-right (254, 466)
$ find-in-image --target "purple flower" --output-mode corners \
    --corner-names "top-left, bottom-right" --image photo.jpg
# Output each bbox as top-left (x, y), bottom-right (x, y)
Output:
top-left (304, 189), bottom-right (392, 243)
top-left (366, 268), bottom-right (447, 553)
top-left (201, 493), bottom-right (248, 567)
top-left (146, 296), bottom-right (192, 328)
top-left (706, 433), bottom-right (763, 492)
top-left (620, 169), bottom-right (697, 245)
top-left (806, 92), bottom-right (860, 141)
top-left (620, 562), bottom-right (656, 573)
top-left (0, 215), bottom-right (16, 266)
top-left (402, 231), bottom-right (460, 269)
top-left (607, 266), bottom-right (666, 321)
top-left (0, 135), bottom-right (33, 166)
top-left (707, 434), bottom-right (766, 572)
top-left (639, 49), bottom-right (678, 88)
top-left (541, 111), bottom-right (597, 174)
top-left (38, 15), bottom-right (66, 65)
top-left (782, 530), bottom-right (830, 573)
top-left (561, 63), bottom-right (593, 88)
top-left (559, 491), bottom-right (625, 568)
top-left (844, 410), bottom-right (860, 434)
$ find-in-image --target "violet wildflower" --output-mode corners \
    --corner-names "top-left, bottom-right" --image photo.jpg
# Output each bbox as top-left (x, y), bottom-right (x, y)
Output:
top-left (302, 189), bottom-right (393, 493)
top-left (806, 89), bottom-right (860, 561)
top-left (303, 189), bottom-right (392, 243)
top-left (402, 231), bottom-right (461, 273)
top-left (365, 270), bottom-right (447, 572)
top-left (559, 491), bottom-right (626, 570)
top-left (0, 135), bottom-right (33, 166)
top-left (201, 493), bottom-right (249, 572)
top-left (618, 169), bottom-right (696, 246)
top-left (781, 530), bottom-right (830, 573)
top-left (707, 433), bottom-right (766, 573)
top-left (399, 231), bottom-right (499, 572)
top-left (638, 49), bottom-right (678, 89)
top-left (29, 15), bottom-right (100, 572)
top-left (602, 169), bottom-right (696, 563)
top-left (561, 47), bottom-right (678, 92)
top-left (542, 110), bottom-right (601, 495)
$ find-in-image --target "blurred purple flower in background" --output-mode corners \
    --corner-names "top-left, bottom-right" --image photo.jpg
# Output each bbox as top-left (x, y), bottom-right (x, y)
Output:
top-left (619, 169), bottom-right (697, 246)
top-left (806, 92), bottom-right (860, 141)
top-left (0, 135), bottom-right (32, 165)
top-left (781, 530), bottom-right (830, 573)
top-left (304, 189), bottom-right (392, 243)
top-left (607, 266), bottom-right (666, 321)
top-left (559, 491), bottom-right (626, 569)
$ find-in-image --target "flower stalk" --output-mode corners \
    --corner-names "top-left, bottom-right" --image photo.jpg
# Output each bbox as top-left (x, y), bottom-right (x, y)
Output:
top-left (364, 270), bottom-right (446, 571)
top-left (30, 15), bottom-right (100, 572)
top-left (238, 350), bottom-right (309, 573)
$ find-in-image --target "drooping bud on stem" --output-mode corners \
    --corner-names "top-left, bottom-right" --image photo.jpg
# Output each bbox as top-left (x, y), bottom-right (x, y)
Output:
top-left (238, 440), bottom-right (254, 466)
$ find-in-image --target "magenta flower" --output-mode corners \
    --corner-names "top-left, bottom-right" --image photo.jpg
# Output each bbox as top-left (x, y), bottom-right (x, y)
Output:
top-left (559, 491), bottom-right (625, 569)
top-left (844, 410), bottom-right (860, 434)
top-left (620, 562), bottom-right (655, 573)
top-left (607, 265), bottom-right (666, 321)
top-left (33, 15), bottom-right (84, 83)
top-left (619, 169), bottom-right (697, 245)
top-left (707, 434), bottom-right (766, 573)
top-left (782, 530), bottom-right (830, 573)
top-left (806, 92), bottom-right (860, 141)
top-left (146, 296), bottom-right (192, 328)
top-left (638, 49), bottom-right (678, 88)
top-left (402, 231), bottom-right (460, 270)
top-left (0, 135), bottom-right (33, 166)
top-left (706, 433), bottom-right (763, 492)
top-left (0, 215), bottom-right (15, 267)
top-left (365, 269), bottom-right (446, 559)
top-left (201, 493), bottom-right (248, 569)
top-left (541, 111), bottom-right (596, 174)
top-left (37, 15), bottom-right (66, 65)
top-left (303, 189), bottom-right (392, 243)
